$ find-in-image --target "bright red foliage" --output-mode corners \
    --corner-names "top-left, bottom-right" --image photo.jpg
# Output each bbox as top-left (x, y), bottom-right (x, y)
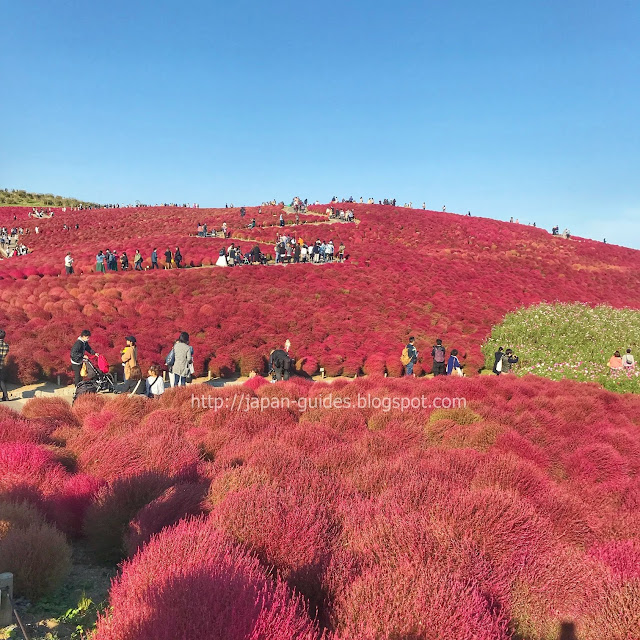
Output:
top-left (2, 203), bottom-right (640, 383)
top-left (92, 517), bottom-right (320, 640)
top-left (2, 372), bottom-right (640, 635)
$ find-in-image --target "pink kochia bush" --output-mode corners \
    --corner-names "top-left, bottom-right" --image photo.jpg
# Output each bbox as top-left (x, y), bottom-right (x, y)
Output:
top-left (2, 375), bottom-right (640, 635)
top-left (92, 517), bottom-right (320, 640)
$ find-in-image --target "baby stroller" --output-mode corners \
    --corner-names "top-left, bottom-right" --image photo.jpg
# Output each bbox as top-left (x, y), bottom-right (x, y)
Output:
top-left (73, 354), bottom-right (117, 404)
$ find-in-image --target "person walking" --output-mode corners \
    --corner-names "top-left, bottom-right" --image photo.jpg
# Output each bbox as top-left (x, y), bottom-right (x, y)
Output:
top-left (121, 336), bottom-right (138, 384)
top-left (65, 252), bottom-right (74, 275)
top-left (168, 332), bottom-right (193, 386)
top-left (402, 337), bottom-right (418, 376)
top-left (446, 349), bottom-right (463, 376)
top-left (134, 249), bottom-right (143, 270)
top-left (174, 247), bottom-right (183, 268)
top-left (164, 247), bottom-right (172, 269)
top-left (121, 251), bottom-right (129, 270)
top-left (151, 248), bottom-right (159, 269)
top-left (70, 330), bottom-right (96, 385)
top-left (0, 329), bottom-right (9, 401)
top-left (431, 339), bottom-right (446, 376)
top-left (493, 346), bottom-right (504, 375)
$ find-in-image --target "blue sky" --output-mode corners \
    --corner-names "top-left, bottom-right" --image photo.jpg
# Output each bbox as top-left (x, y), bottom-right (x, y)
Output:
top-left (2, 0), bottom-right (639, 247)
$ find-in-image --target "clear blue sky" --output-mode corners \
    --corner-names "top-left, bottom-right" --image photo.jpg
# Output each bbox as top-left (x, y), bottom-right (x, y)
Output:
top-left (2, 0), bottom-right (639, 247)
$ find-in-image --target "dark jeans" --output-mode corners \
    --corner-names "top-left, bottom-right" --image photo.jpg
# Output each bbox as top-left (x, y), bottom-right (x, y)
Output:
top-left (432, 362), bottom-right (446, 376)
top-left (151, 261), bottom-right (159, 269)
top-left (65, 266), bottom-right (74, 275)
top-left (135, 262), bottom-right (143, 270)
top-left (274, 368), bottom-right (290, 381)
top-left (72, 363), bottom-right (83, 385)
top-left (0, 367), bottom-right (8, 400)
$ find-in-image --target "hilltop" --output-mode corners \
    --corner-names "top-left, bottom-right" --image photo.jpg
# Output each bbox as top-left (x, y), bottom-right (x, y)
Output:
top-left (0, 188), bottom-right (101, 209)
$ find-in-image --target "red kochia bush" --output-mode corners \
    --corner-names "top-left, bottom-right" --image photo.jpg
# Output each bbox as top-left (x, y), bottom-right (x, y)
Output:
top-left (333, 557), bottom-right (508, 640)
top-left (0, 500), bottom-right (72, 600)
top-left (83, 472), bottom-right (175, 564)
top-left (92, 517), bottom-right (320, 640)
top-left (125, 482), bottom-right (209, 556)
top-left (21, 396), bottom-right (80, 429)
top-left (209, 479), bottom-right (340, 609)
top-left (0, 409), bottom-right (54, 444)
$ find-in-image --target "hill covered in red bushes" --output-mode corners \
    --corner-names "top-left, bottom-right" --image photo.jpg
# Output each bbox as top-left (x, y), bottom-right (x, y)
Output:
top-left (1, 203), bottom-right (639, 383)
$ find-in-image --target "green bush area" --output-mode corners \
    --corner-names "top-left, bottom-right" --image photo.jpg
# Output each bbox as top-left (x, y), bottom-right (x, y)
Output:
top-left (483, 302), bottom-right (640, 393)
top-left (0, 188), bottom-right (100, 209)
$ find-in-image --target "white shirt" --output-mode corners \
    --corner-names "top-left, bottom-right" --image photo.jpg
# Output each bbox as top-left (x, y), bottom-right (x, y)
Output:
top-left (146, 376), bottom-right (165, 396)
top-left (65, 255), bottom-right (73, 267)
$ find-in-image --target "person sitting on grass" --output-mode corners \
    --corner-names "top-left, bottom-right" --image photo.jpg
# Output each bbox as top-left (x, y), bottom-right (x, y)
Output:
top-left (122, 365), bottom-right (147, 395)
top-left (146, 365), bottom-right (165, 398)
top-left (622, 348), bottom-right (635, 370)
top-left (608, 351), bottom-right (623, 372)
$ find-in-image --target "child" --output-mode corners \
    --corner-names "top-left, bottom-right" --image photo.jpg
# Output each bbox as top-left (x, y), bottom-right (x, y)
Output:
top-left (146, 365), bottom-right (165, 398)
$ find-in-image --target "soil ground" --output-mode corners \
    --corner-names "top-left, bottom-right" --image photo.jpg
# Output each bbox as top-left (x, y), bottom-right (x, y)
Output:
top-left (0, 544), bottom-right (115, 640)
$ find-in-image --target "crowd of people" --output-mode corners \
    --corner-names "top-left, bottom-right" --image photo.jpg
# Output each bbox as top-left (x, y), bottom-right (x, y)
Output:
top-left (402, 338), bottom-right (520, 377)
top-left (215, 243), bottom-right (268, 266)
top-left (326, 207), bottom-right (355, 222)
top-left (0, 226), bottom-right (29, 257)
top-left (70, 330), bottom-right (193, 397)
top-left (78, 247), bottom-right (185, 274)
top-left (273, 234), bottom-right (346, 264)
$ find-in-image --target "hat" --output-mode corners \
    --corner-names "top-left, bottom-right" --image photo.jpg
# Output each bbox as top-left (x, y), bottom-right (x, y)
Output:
top-left (125, 335), bottom-right (136, 344)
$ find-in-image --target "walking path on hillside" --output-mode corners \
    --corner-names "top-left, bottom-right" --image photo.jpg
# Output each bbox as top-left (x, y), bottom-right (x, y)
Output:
top-left (3, 369), bottom-right (491, 413)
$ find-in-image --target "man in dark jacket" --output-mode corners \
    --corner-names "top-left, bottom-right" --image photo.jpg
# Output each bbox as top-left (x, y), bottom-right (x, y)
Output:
top-left (269, 348), bottom-right (291, 381)
top-left (431, 339), bottom-right (446, 376)
top-left (70, 330), bottom-right (96, 385)
top-left (151, 248), bottom-right (159, 269)
top-left (493, 346), bottom-right (504, 374)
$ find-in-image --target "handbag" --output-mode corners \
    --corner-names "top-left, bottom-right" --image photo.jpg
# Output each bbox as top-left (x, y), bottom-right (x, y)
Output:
top-left (80, 362), bottom-right (88, 377)
top-left (165, 347), bottom-right (175, 367)
top-left (496, 358), bottom-right (503, 373)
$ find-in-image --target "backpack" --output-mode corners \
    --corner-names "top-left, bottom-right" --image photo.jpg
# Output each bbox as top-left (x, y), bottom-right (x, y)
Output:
top-left (401, 347), bottom-right (411, 366)
top-left (434, 345), bottom-right (445, 363)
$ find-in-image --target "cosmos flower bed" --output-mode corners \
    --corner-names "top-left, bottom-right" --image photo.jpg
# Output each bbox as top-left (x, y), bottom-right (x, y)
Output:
top-left (483, 303), bottom-right (640, 392)
top-left (1, 375), bottom-right (639, 638)
top-left (1, 204), bottom-right (640, 384)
